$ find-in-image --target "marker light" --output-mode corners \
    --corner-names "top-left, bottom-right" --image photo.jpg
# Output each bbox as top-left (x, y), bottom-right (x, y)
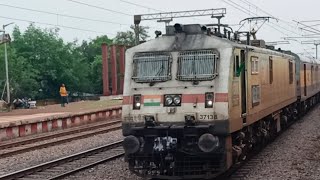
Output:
top-left (205, 92), bottom-right (214, 108)
top-left (133, 94), bottom-right (141, 110)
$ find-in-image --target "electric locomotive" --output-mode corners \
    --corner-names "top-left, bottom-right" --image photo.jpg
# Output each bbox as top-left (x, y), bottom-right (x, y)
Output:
top-left (121, 20), bottom-right (320, 179)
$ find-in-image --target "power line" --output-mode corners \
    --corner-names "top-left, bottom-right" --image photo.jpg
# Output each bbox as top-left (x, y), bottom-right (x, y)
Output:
top-left (0, 15), bottom-right (116, 35)
top-left (66, 0), bottom-right (131, 16)
top-left (294, 20), bottom-right (320, 34)
top-left (220, 0), bottom-right (315, 57)
top-left (0, 3), bottom-right (130, 26)
top-left (239, 0), bottom-right (298, 30)
top-left (220, 0), bottom-right (288, 35)
top-left (119, 0), bottom-right (164, 12)
top-left (231, 0), bottom-right (297, 35)
top-left (119, 0), bottom-right (204, 24)
top-left (222, 0), bottom-right (315, 37)
top-left (301, 20), bottom-right (320, 23)
top-left (236, 0), bottom-right (319, 57)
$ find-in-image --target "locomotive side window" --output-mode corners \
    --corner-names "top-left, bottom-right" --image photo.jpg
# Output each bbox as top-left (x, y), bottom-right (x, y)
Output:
top-left (311, 65), bottom-right (314, 86)
top-left (269, 56), bottom-right (273, 84)
top-left (252, 85), bottom-right (260, 107)
top-left (177, 50), bottom-right (217, 81)
top-left (316, 66), bottom-right (319, 85)
top-left (289, 61), bottom-right (294, 84)
top-left (251, 56), bottom-right (259, 74)
top-left (233, 55), bottom-right (240, 77)
top-left (132, 52), bottom-right (172, 83)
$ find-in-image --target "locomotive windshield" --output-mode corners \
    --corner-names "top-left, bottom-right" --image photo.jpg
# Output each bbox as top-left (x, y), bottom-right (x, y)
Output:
top-left (177, 50), bottom-right (217, 81)
top-left (132, 52), bottom-right (171, 83)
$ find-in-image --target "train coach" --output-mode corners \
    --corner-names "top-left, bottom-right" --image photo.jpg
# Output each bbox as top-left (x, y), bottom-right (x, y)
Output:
top-left (121, 23), bottom-right (320, 179)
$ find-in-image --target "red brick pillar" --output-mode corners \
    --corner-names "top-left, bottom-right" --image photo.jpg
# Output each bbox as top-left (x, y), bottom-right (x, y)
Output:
top-left (119, 46), bottom-right (125, 94)
top-left (111, 45), bottom-right (118, 95)
top-left (102, 43), bottom-right (110, 96)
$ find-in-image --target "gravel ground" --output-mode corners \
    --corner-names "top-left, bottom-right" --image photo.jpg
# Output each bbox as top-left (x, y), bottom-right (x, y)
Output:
top-left (0, 129), bottom-right (124, 176)
top-left (242, 106), bottom-right (320, 180)
top-left (63, 158), bottom-right (141, 180)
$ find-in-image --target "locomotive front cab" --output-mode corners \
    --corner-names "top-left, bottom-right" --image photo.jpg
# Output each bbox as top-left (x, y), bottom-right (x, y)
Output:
top-left (122, 28), bottom-right (234, 179)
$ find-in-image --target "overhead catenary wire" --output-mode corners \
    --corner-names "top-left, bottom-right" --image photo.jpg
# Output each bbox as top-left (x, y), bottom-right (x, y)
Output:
top-left (119, 0), bottom-right (205, 25)
top-left (235, 0), bottom-right (319, 57)
top-left (294, 20), bottom-right (320, 34)
top-left (0, 3), bottom-right (131, 26)
top-left (66, 0), bottom-right (132, 16)
top-left (239, 0), bottom-right (301, 31)
top-left (0, 15), bottom-right (116, 35)
top-left (239, 0), bottom-right (320, 56)
top-left (220, 0), bottom-right (311, 39)
top-left (227, 0), bottom-right (298, 36)
top-left (219, 0), bottom-right (315, 58)
top-left (119, 0), bottom-right (164, 12)
top-left (220, 0), bottom-right (289, 36)
top-left (301, 20), bottom-right (320, 23)
top-left (235, 0), bottom-right (320, 41)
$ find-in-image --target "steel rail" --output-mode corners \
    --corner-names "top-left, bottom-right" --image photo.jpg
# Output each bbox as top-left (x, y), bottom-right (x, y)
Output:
top-left (0, 140), bottom-right (124, 180)
top-left (0, 120), bottom-right (121, 158)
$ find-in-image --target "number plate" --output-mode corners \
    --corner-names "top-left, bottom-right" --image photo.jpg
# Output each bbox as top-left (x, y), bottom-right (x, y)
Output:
top-left (198, 114), bottom-right (215, 121)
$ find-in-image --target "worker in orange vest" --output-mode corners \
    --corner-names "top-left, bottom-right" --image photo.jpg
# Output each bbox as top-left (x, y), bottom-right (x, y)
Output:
top-left (59, 84), bottom-right (68, 107)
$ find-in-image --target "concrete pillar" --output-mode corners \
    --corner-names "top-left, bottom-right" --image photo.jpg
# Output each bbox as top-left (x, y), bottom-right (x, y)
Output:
top-left (111, 45), bottom-right (118, 95)
top-left (119, 46), bottom-right (125, 94)
top-left (102, 43), bottom-right (110, 96)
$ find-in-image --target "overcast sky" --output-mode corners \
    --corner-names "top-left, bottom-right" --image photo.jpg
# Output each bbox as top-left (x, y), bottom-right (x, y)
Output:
top-left (1, 0), bottom-right (319, 57)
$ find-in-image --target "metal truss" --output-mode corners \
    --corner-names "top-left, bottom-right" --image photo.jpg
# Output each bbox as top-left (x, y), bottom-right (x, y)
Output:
top-left (134, 8), bottom-right (226, 23)
top-left (133, 8), bottom-right (227, 45)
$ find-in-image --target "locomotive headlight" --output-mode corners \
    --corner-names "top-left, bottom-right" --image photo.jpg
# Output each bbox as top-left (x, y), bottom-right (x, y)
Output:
top-left (198, 133), bottom-right (219, 153)
top-left (164, 94), bottom-right (182, 107)
top-left (165, 96), bottom-right (173, 106)
top-left (173, 95), bottom-right (181, 105)
top-left (123, 135), bottom-right (140, 154)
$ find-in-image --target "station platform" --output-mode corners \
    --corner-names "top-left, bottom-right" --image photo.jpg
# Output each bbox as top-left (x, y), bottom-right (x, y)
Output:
top-left (0, 98), bottom-right (122, 141)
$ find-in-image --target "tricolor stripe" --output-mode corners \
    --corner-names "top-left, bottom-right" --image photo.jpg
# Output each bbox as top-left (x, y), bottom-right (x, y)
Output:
top-left (144, 95), bottom-right (161, 106)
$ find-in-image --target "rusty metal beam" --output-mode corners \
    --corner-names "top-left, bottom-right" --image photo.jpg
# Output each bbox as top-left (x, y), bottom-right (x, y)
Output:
top-left (111, 45), bottom-right (118, 95)
top-left (101, 44), bottom-right (110, 96)
top-left (119, 46), bottom-right (125, 94)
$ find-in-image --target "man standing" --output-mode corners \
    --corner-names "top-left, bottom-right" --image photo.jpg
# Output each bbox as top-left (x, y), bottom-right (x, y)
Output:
top-left (59, 84), bottom-right (68, 107)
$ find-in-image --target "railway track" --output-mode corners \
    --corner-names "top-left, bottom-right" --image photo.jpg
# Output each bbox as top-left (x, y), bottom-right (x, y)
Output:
top-left (0, 140), bottom-right (124, 180)
top-left (0, 120), bottom-right (121, 158)
top-left (228, 157), bottom-right (262, 180)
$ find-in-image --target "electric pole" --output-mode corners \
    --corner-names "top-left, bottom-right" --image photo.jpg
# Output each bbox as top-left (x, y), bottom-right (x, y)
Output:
top-left (1, 22), bottom-right (14, 104)
top-left (301, 40), bottom-right (320, 59)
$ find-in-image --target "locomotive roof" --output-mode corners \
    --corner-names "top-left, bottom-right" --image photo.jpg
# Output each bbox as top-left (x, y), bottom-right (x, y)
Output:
top-left (128, 24), bottom-right (320, 65)
top-left (298, 55), bottom-right (320, 64)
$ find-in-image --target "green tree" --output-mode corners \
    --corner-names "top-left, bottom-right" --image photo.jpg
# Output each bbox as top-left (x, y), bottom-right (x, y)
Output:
top-left (114, 25), bottom-right (149, 46)
top-left (76, 35), bottom-right (113, 94)
top-left (7, 25), bottom-right (91, 99)
top-left (0, 25), bottom-right (116, 101)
